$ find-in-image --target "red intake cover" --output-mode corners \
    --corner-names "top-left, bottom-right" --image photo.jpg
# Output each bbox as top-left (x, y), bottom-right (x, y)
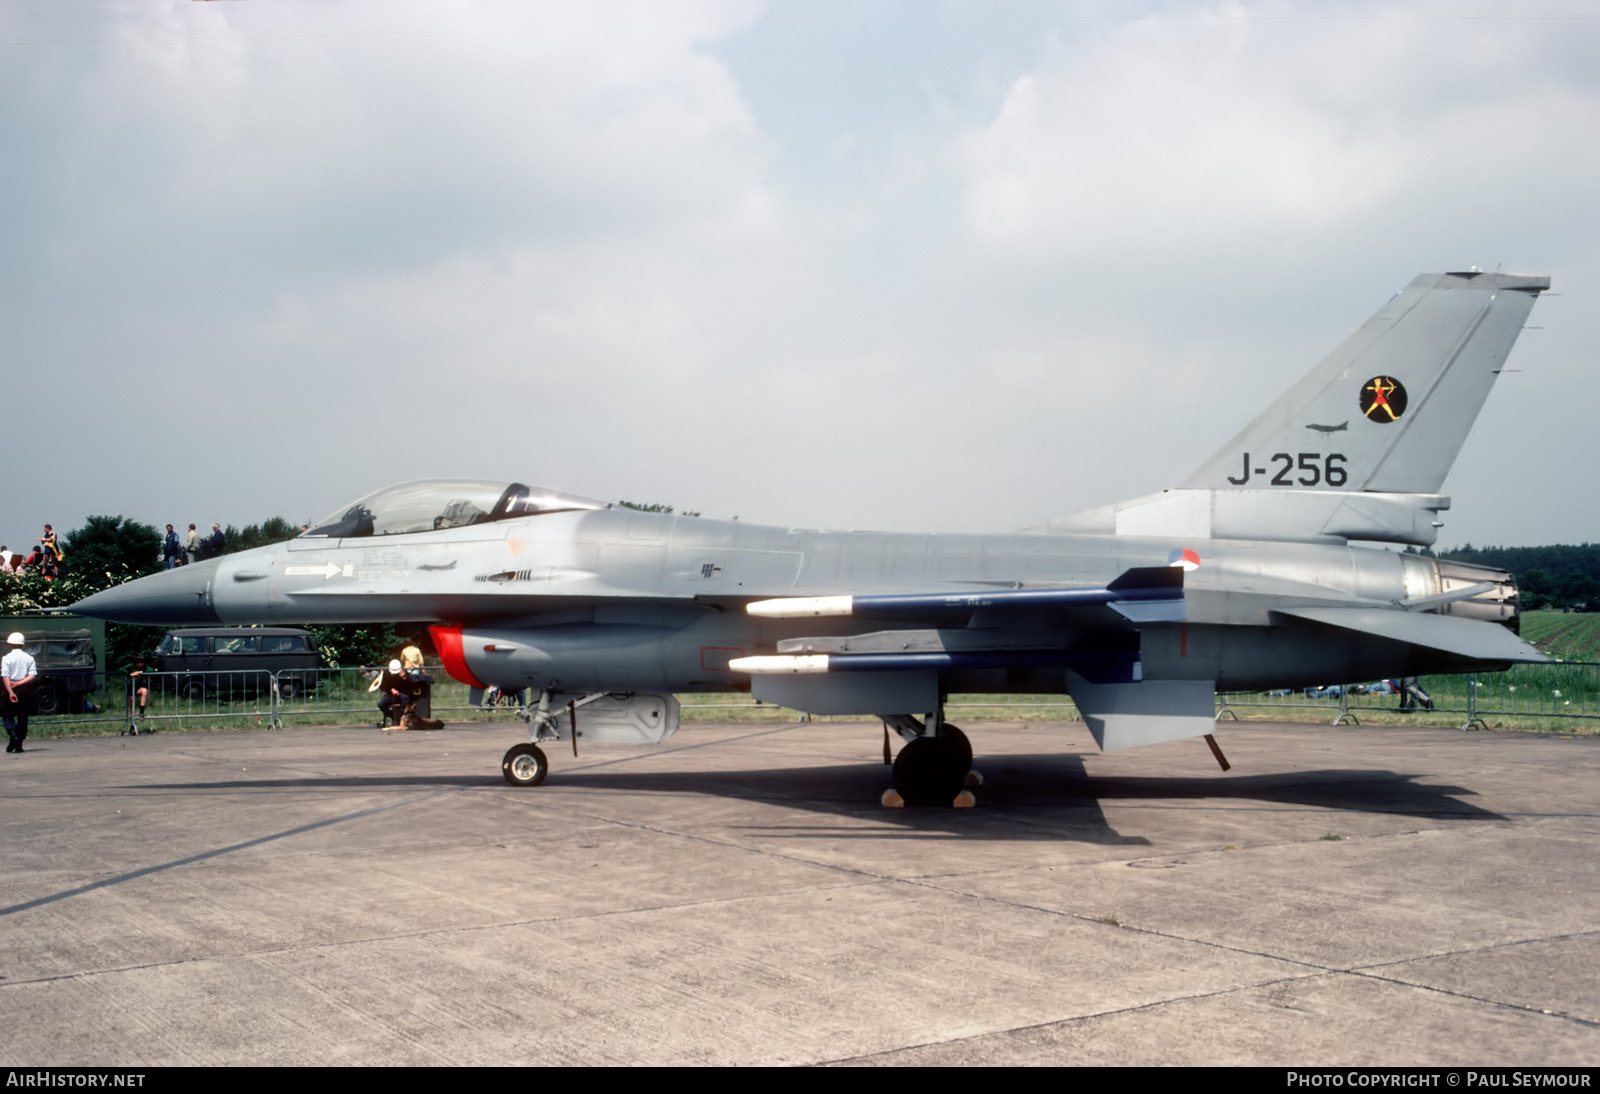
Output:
top-left (429, 625), bottom-right (485, 688)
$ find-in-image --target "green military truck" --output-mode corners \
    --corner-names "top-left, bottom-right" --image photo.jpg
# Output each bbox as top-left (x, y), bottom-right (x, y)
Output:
top-left (20, 629), bottom-right (100, 716)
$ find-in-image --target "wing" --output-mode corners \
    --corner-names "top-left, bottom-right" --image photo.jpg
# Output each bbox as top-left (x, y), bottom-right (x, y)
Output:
top-left (731, 566), bottom-right (1201, 740)
top-left (733, 565), bottom-right (1184, 683)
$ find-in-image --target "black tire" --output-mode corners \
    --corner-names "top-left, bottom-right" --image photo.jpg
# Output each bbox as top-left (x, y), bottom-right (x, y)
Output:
top-left (33, 685), bottom-right (62, 717)
top-left (892, 736), bottom-right (967, 806)
top-left (182, 680), bottom-right (206, 702)
top-left (939, 724), bottom-right (973, 775)
top-left (501, 743), bottom-right (549, 787)
top-left (277, 679), bottom-right (302, 700)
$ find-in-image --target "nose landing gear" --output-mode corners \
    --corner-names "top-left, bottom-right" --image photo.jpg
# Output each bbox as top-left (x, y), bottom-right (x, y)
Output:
top-left (501, 689), bottom-right (560, 786)
top-left (501, 742), bottom-right (549, 787)
top-left (497, 688), bottom-right (619, 787)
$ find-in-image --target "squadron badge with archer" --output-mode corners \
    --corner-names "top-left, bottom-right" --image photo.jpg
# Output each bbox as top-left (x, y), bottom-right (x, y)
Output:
top-left (1361, 376), bottom-right (1408, 423)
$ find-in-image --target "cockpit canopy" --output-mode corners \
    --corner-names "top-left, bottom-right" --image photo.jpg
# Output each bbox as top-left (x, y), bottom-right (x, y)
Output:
top-left (303, 479), bottom-right (609, 539)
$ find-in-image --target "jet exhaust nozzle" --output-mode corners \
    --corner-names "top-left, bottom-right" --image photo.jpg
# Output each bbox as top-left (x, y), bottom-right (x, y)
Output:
top-left (1402, 555), bottom-right (1522, 633)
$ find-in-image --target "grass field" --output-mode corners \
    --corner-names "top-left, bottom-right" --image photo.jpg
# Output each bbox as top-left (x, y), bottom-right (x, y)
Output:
top-left (22, 684), bottom-right (1597, 740)
top-left (1521, 610), bottom-right (1600, 662)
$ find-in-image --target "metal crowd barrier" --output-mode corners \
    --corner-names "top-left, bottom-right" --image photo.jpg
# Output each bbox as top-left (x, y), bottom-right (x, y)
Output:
top-left (127, 669), bottom-right (280, 730)
top-left (1215, 662), bottom-right (1600, 730)
top-left (6, 669), bottom-right (281, 733)
top-left (17, 662), bottom-right (1598, 735)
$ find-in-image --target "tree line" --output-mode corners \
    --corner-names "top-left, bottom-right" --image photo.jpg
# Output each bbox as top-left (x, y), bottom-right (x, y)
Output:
top-left (0, 515), bottom-right (424, 671)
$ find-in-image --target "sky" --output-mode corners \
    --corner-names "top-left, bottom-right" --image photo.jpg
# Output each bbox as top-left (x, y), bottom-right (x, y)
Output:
top-left (2, 0), bottom-right (1596, 553)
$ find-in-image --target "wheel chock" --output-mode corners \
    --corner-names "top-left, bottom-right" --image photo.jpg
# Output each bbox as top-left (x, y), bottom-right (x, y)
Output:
top-left (882, 787), bottom-right (977, 808)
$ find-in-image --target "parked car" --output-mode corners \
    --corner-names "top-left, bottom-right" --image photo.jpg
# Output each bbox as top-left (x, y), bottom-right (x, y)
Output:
top-left (152, 628), bottom-right (322, 700)
top-left (19, 629), bottom-right (99, 715)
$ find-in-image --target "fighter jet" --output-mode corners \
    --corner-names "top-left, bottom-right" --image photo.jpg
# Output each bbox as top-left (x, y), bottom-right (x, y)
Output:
top-left (75, 271), bottom-right (1550, 805)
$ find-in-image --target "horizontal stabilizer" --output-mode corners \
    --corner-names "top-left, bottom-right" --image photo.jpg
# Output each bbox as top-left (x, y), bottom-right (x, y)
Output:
top-left (1065, 672), bottom-right (1218, 752)
top-left (1274, 607), bottom-right (1547, 664)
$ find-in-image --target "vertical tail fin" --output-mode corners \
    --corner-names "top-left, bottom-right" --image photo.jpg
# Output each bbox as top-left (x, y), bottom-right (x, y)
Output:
top-left (1043, 271), bottom-right (1549, 545)
top-left (1183, 271), bottom-right (1547, 494)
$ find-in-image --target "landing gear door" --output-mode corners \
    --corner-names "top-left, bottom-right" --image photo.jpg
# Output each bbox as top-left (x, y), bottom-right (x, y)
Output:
top-left (551, 692), bottom-right (679, 745)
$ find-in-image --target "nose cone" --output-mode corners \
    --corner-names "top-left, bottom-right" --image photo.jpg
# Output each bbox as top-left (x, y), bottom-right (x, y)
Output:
top-left (72, 560), bottom-right (223, 624)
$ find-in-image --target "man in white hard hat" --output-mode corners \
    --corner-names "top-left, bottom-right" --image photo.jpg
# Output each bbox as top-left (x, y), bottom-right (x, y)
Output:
top-left (374, 658), bottom-right (411, 729)
top-left (2, 632), bottom-right (38, 753)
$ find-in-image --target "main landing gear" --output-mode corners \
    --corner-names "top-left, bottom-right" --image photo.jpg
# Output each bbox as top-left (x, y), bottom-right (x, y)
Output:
top-left (881, 713), bottom-right (982, 808)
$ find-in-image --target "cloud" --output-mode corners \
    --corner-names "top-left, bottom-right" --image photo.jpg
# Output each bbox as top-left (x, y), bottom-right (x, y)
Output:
top-left (1, 1), bottom-right (1597, 549)
top-left (5, 1), bottom-right (772, 290)
top-left (957, 5), bottom-right (1600, 263)
top-left (2, 0), bottom-right (803, 526)
top-left (933, 3), bottom-right (1600, 543)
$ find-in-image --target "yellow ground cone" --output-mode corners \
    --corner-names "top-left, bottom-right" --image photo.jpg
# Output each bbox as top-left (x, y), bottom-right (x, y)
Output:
top-left (880, 788), bottom-right (905, 808)
top-left (952, 790), bottom-right (977, 808)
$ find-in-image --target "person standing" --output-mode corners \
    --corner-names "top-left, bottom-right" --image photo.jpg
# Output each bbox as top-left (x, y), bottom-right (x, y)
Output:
top-left (186, 524), bottom-right (200, 565)
top-left (125, 656), bottom-right (151, 733)
top-left (38, 524), bottom-right (60, 579)
top-left (163, 525), bottom-right (182, 569)
top-left (206, 523), bottom-right (225, 559)
top-left (1398, 676), bottom-right (1434, 712)
top-left (2, 632), bottom-right (38, 753)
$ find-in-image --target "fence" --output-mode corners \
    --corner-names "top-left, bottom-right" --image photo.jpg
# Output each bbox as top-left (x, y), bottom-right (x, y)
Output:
top-left (11, 669), bottom-right (288, 732)
top-left (273, 668), bottom-right (532, 727)
top-left (15, 662), bottom-right (1599, 735)
top-left (1214, 661), bottom-right (1600, 729)
top-left (10, 668), bottom-right (523, 734)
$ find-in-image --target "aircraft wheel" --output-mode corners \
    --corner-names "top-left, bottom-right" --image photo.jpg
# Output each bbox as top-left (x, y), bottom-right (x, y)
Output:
top-left (501, 743), bottom-right (549, 787)
top-left (892, 736), bottom-right (967, 806)
top-left (940, 723), bottom-right (973, 775)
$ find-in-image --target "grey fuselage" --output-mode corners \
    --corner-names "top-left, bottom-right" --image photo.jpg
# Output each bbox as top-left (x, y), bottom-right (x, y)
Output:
top-left (118, 506), bottom-right (1515, 696)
